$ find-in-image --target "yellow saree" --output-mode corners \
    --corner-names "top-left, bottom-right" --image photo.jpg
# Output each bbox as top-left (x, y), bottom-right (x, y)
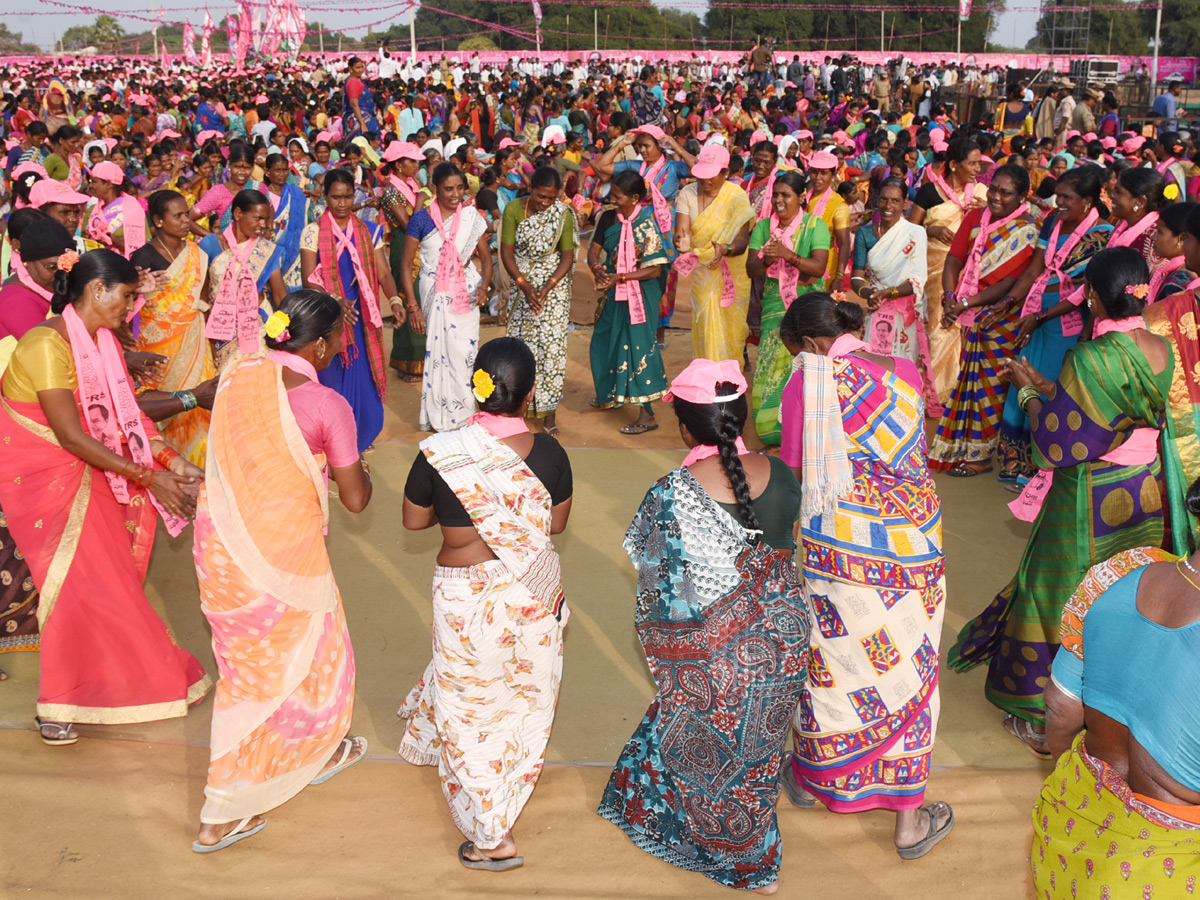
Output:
top-left (681, 181), bottom-right (756, 362)
top-left (135, 242), bottom-right (215, 466)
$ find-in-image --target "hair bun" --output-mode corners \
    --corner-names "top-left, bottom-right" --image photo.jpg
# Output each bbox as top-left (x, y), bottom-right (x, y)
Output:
top-left (834, 300), bottom-right (864, 334)
top-left (1187, 477), bottom-right (1200, 518)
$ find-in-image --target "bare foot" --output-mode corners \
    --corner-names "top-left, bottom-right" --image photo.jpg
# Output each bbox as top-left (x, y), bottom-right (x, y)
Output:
top-left (751, 882), bottom-right (779, 895)
top-left (461, 832), bottom-right (518, 861)
top-left (196, 815), bottom-right (266, 847)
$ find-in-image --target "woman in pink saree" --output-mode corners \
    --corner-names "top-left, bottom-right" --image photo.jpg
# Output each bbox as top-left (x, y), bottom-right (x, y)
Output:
top-left (0, 249), bottom-right (209, 745)
top-left (192, 290), bottom-right (374, 853)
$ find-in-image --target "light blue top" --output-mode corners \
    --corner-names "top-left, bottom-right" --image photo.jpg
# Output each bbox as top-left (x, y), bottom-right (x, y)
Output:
top-left (1052, 565), bottom-right (1200, 792)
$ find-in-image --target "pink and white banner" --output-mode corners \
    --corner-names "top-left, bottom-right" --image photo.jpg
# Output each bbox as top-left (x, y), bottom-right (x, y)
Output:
top-left (958, 0), bottom-right (972, 19)
top-left (182, 20), bottom-right (198, 66)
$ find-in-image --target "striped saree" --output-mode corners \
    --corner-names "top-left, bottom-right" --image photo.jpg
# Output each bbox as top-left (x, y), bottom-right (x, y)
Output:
top-left (194, 356), bottom-right (355, 824)
top-left (949, 332), bottom-right (1187, 724)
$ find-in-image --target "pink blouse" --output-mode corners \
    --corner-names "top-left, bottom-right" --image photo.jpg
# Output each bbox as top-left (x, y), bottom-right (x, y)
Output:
top-left (287, 380), bottom-right (359, 469)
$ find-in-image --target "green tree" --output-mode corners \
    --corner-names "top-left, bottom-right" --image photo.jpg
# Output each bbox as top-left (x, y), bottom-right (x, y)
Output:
top-left (1147, 0), bottom-right (1200, 56)
top-left (61, 14), bottom-right (126, 52)
top-left (0, 22), bottom-right (38, 52)
top-left (459, 35), bottom-right (498, 52)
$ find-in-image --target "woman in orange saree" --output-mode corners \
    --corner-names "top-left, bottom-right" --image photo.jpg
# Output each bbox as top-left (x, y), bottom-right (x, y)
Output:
top-left (131, 190), bottom-right (216, 466)
top-left (0, 249), bottom-right (209, 745)
top-left (192, 290), bottom-right (373, 853)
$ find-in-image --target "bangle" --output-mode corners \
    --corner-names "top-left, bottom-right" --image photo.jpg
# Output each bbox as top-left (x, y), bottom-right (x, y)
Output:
top-left (515, 276), bottom-right (528, 287)
top-left (1017, 384), bottom-right (1041, 414)
top-left (389, 297), bottom-right (403, 307)
top-left (155, 446), bottom-right (180, 469)
top-left (173, 390), bottom-right (198, 411)
top-left (943, 290), bottom-right (957, 301)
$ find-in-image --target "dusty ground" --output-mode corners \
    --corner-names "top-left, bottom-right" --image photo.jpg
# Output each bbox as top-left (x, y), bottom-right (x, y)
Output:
top-left (0, 260), bottom-right (1044, 899)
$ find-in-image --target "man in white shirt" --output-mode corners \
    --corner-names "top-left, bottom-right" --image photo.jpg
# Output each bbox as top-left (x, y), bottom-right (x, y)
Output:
top-left (1053, 82), bottom-right (1076, 144)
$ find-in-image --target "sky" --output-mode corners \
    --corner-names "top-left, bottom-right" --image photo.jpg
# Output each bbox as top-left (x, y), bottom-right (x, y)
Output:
top-left (4, 1), bottom-right (1037, 53)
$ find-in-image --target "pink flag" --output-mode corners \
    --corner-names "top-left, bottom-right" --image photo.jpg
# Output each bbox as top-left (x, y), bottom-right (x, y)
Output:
top-left (958, 0), bottom-right (972, 18)
top-left (202, 9), bottom-right (214, 67)
top-left (237, 0), bottom-right (253, 67)
top-left (161, 44), bottom-right (171, 75)
top-left (183, 21), bottom-right (199, 66)
top-left (531, 0), bottom-right (543, 24)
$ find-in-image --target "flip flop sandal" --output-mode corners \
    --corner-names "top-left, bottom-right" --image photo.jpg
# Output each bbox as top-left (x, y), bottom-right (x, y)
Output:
top-left (896, 802), bottom-right (955, 860)
top-left (457, 841), bottom-right (524, 872)
top-left (946, 462), bottom-right (993, 478)
top-left (1003, 713), bottom-right (1052, 760)
top-left (779, 755), bottom-right (818, 809)
top-left (621, 422), bottom-right (659, 436)
top-left (35, 716), bottom-right (78, 746)
top-left (589, 397), bottom-right (622, 409)
top-left (192, 817), bottom-right (267, 854)
top-left (544, 425), bottom-right (560, 437)
top-left (310, 735), bottom-right (368, 785)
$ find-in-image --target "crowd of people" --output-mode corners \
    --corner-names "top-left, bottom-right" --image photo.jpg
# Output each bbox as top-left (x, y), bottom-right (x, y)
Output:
top-left (1, 44), bottom-right (1199, 897)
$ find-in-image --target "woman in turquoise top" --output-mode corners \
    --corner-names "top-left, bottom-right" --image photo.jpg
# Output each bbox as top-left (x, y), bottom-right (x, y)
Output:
top-left (1032, 472), bottom-right (1200, 897)
top-left (745, 170), bottom-right (830, 445)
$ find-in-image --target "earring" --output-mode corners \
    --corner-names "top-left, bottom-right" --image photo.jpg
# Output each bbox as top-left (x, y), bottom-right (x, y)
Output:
top-left (316, 339), bottom-right (326, 360)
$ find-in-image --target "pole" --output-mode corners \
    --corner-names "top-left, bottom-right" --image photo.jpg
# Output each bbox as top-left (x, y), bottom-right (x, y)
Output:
top-left (627, 12), bottom-right (632, 50)
top-left (956, 15), bottom-right (961, 59)
top-left (824, 14), bottom-right (829, 52)
top-left (1108, 15), bottom-right (1113, 54)
top-left (919, 16), bottom-right (923, 52)
top-left (880, 9), bottom-right (884, 53)
top-left (566, 14), bottom-right (570, 53)
top-left (595, 9), bottom-right (598, 52)
top-left (319, 23), bottom-right (324, 53)
top-left (605, 13), bottom-right (610, 50)
top-left (1151, 1), bottom-right (1163, 87)
top-left (409, 2), bottom-right (416, 61)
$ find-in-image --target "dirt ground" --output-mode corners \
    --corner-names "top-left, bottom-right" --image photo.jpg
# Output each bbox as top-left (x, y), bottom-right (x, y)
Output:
top-left (0, 256), bottom-right (1044, 899)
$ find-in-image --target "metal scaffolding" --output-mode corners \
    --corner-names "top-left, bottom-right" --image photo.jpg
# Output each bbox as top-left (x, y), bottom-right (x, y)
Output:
top-left (1041, 0), bottom-right (1092, 56)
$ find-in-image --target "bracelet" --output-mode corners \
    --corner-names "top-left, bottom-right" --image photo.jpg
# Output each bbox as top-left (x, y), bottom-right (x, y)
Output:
top-left (943, 290), bottom-right (957, 301)
top-left (1017, 384), bottom-right (1041, 414)
top-left (155, 446), bottom-right (180, 469)
top-left (172, 390), bottom-right (198, 411)
top-left (389, 296), bottom-right (403, 307)
top-left (515, 276), bottom-right (528, 287)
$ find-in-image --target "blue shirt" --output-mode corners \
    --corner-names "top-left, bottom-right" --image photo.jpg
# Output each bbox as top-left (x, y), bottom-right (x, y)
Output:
top-left (1152, 92), bottom-right (1178, 128)
top-left (613, 158), bottom-right (690, 203)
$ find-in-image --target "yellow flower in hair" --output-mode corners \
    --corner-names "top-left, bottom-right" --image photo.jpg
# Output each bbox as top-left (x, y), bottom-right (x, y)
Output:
top-left (472, 369), bottom-right (495, 403)
top-left (265, 310), bottom-right (292, 340)
top-left (1164, 183), bottom-right (1181, 201)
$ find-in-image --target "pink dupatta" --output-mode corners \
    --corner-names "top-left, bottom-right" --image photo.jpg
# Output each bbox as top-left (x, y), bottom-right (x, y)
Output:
top-left (12, 254), bottom-right (52, 301)
top-left (205, 226), bottom-right (263, 354)
top-left (762, 211), bottom-right (805, 305)
top-left (615, 211), bottom-right (647, 325)
top-left (388, 173), bottom-right (419, 210)
top-left (61, 304), bottom-right (185, 535)
top-left (430, 201), bottom-right (471, 315)
top-left (956, 205), bottom-right (1028, 302)
top-left (640, 155), bottom-right (674, 235)
top-left (1020, 208), bottom-right (1099, 337)
top-left (1149, 256), bottom-right (1186, 302)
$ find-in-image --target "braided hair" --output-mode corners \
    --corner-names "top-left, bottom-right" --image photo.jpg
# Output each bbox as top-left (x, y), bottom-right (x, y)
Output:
top-left (672, 383), bottom-right (761, 535)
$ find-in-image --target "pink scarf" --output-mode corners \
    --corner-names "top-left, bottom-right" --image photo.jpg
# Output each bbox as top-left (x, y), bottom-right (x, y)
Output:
top-left (640, 154), bottom-right (673, 235)
top-left (468, 410), bottom-right (529, 437)
top-left (62, 304), bottom-right (185, 535)
top-left (1093, 315), bottom-right (1146, 338)
top-left (1156, 157), bottom-right (1179, 177)
top-left (926, 165), bottom-right (973, 211)
top-left (956, 205), bottom-right (1028, 310)
top-left (763, 211), bottom-right (805, 306)
top-left (1109, 211), bottom-right (1158, 250)
top-left (205, 225), bottom-right (263, 354)
top-left (388, 172), bottom-right (419, 210)
top-left (683, 435), bottom-right (748, 467)
top-left (1148, 256), bottom-right (1186, 302)
top-left (87, 194), bottom-right (147, 259)
top-left (809, 185), bottom-right (834, 218)
top-left (431, 201), bottom-right (471, 315)
top-left (615, 211), bottom-right (647, 325)
top-left (1020, 208), bottom-right (1099, 337)
top-left (12, 254), bottom-right (52, 301)
top-left (268, 349), bottom-right (318, 383)
top-left (751, 169), bottom-right (777, 219)
top-left (329, 215), bottom-right (385, 327)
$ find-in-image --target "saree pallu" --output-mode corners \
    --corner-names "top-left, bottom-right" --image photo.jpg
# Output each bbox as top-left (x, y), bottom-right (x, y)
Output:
top-left (415, 211), bottom-right (488, 433)
top-left (135, 243), bottom-right (215, 466)
top-left (744, 177), bottom-right (773, 341)
top-left (815, 193), bottom-right (850, 285)
top-left (998, 222), bottom-right (1113, 480)
top-left (0, 509), bottom-right (38, 653)
top-left (687, 183), bottom-right (755, 363)
top-left (921, 186), bottom-right (986, 405)
top-left (0, 394), bottom-right (210, 723)
top-left (1032, 734), bottom-right (1200, 900)
top-left (273, 184), bottom-right (308, 290)
top-left (750, 214), bottom-right (831, 445)
top-left (949, 334), bottom-right (1184, 724)
top-left (194, 356), bottom-right (354, 825)
top-left (506, 203), bottom-right (574, 417)
top-left (1146, 290), bottom-right (1200, 548)
top-left (599, 468), bottom-right (809, 891)
top-left (399, 426), bottom-right (568, 850)
top-left (790, 356), bottom-right (946, 813)
top-left (590, 207), bottom-right (669, 408)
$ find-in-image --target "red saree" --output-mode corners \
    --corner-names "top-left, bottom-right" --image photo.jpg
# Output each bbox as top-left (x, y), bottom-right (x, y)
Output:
top-left (0, 392), bottom-right (211, 723)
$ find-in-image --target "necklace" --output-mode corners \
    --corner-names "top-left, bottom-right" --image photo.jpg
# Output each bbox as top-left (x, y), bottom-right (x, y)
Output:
top-left (155, 237), bottom-right (179, 264)
top-left (1177, 560), bottom-right (1200, 593)
top-left (1185, 556), bottom-right (1200, 577)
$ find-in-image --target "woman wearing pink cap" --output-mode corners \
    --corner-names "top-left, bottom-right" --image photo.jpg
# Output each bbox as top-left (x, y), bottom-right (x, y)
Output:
top-left (676, 142), bottom-right (756, 363)
top-left (380, 141), bottom-right (429, 384)
top-left (777, 292), bottom-right (953, 861)
top-left (804, 150), bottom-right (851, 287)
top-left (600, 357), bottom-right (806, 894)
top-left (86, 161), bottom-right (147, 259)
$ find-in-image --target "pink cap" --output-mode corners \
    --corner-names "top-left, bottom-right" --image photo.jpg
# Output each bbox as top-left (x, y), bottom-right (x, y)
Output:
top-left (808, 150), bottom-right (838, 169)
top-left (11, 161), bottom-right (47, 180)
top-left (631, 124), bottom-right (666, 142)
top-left (30, 179), bottom-right (91, 208)
top-left (1122, 135), bottom-right (1146, 154)
top-left (750, 130), bottom-right (770, 145)
top-left (169, 94), bottom-right (181, 104)
top-left (696, 130), bottom-right (710, 141)
top-left (1084, 132), bottom-right (1097, 142)
top-left (157, 129), bottom-right (182, 140)
top-left (785, 81), bottom-right (798, 88)
top-left (691, 143), bottom-right (731, 179)
top-left (933, 140), bottom-right (949, 153)
top-left (382, 140), bottom-right (425, 162)
top-left (255, 94), bottom-right (269, 103)
top-left (1065, 130), bottom-right (1081, 141)
top-left (1100, 136), bottom-right (1117, 149)
top-left (497, 136), bottom-right (523, 150)
top-left (663, 358), bottom-right (747, 404)
top-left (542, 125), bottom-right (567, 145)
top-left (89, 161), bottom-right (125, 184)
top-left (796, 129), bottom-right (814, 140)
top-left (104, 138), bottom-right (119, 151)
top-left (197, 129), bottom-right (222, 145)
